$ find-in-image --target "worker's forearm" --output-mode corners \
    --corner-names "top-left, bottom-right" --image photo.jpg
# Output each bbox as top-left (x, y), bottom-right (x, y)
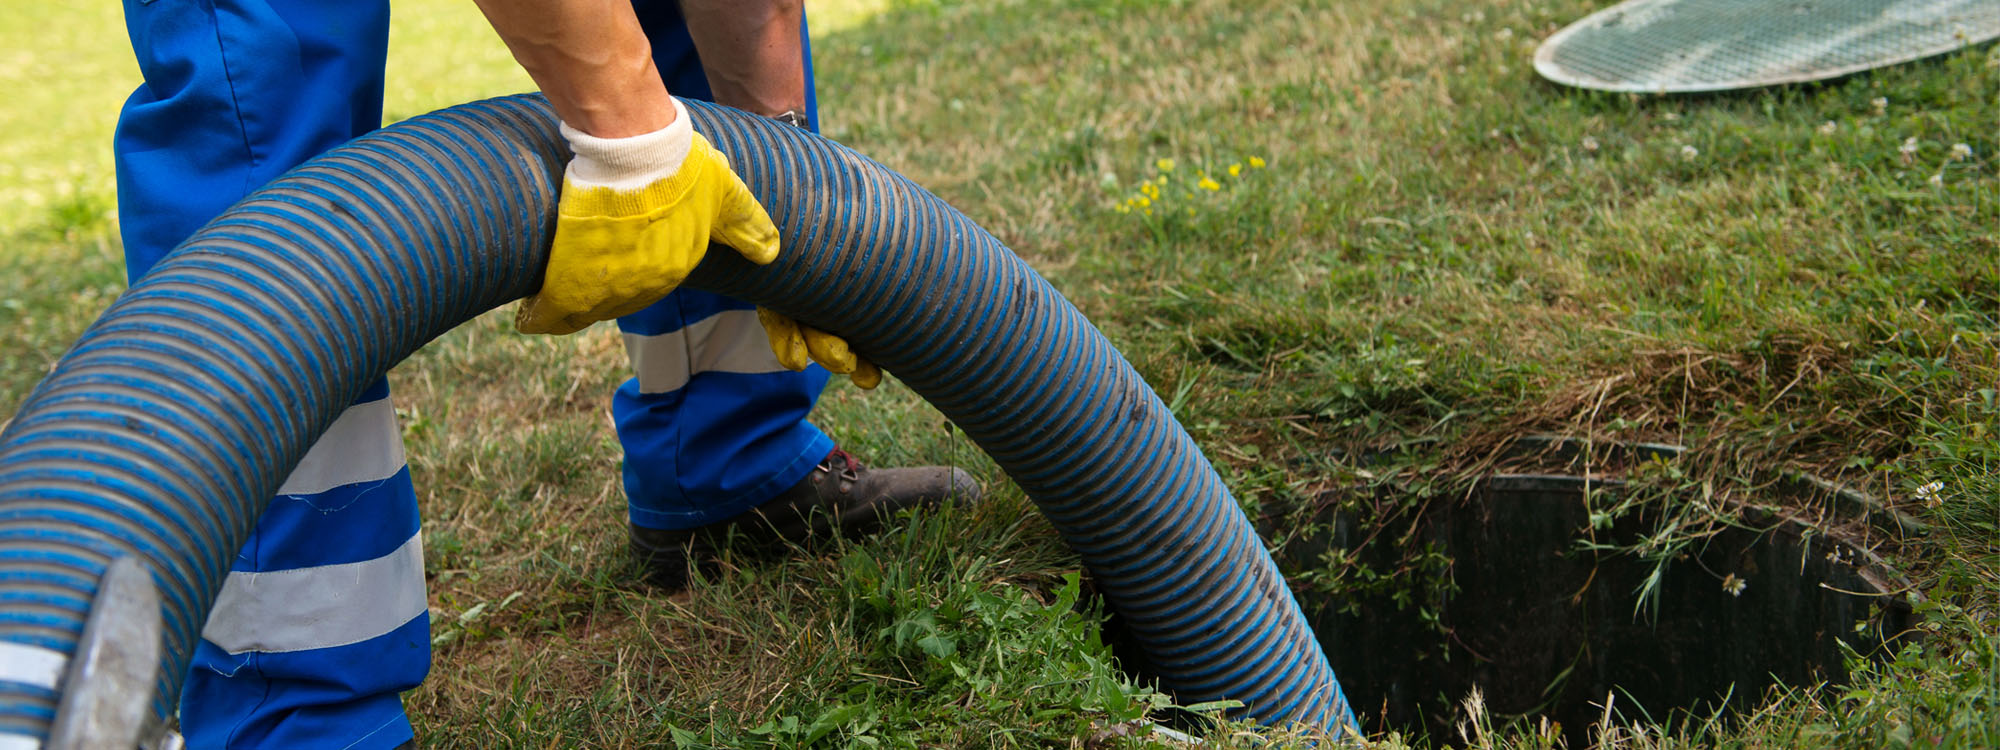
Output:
top-left (470, 0), bottom-right (676, 137)
top-left (680, 0), bottom-right (807, 117)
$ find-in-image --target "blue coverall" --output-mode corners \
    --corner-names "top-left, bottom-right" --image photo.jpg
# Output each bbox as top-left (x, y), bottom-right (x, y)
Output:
top-left (114, 1), bottom-right (829, 745)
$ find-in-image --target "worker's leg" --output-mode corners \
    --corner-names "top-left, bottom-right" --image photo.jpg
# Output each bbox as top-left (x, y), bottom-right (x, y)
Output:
top-left (616, 1), bottom-right (834, 534)
top-left (115, 0), bottom-right (426, 746)
top-left (615, 291), bottom-right (835, 531)
top-left (617, 5), bottom-right (978, 589)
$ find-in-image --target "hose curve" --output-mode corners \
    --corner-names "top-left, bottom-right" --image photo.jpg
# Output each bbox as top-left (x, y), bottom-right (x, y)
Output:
top-left (0, 95), bottom-right (1356, 742)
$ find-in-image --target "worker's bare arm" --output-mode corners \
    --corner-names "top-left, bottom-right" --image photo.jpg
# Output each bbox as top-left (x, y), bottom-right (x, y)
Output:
top-left (680, 0), bottom-right (808, 117)
top-left (470, 0), bottom-right (678, 137)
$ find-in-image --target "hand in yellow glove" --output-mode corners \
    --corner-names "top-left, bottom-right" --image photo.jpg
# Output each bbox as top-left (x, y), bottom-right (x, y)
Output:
top-left (517, 99), bottom-right (780, 335)
top-left (757, 308), bottom-right (883, 389)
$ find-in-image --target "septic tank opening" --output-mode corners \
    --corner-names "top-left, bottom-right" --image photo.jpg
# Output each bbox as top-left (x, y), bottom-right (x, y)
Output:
top-left (1100, 439), bottom-right (1919, 745)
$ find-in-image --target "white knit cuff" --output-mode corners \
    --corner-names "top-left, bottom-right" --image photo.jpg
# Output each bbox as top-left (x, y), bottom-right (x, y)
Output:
top-left (559, 98), bottom-right (694, 191)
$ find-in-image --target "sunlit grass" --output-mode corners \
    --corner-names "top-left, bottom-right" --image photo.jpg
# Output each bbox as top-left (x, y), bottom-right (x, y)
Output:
top-left (0, 2), bottom-right (130, 234)
top-left (2, 0), bottom-right (1997, 746)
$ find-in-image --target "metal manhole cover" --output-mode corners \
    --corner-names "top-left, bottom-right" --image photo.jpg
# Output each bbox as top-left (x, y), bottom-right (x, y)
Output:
top-left (1535, 0), bottom-right (2000, 93)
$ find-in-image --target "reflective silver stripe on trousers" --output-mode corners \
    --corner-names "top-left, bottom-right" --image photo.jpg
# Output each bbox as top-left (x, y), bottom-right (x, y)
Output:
top-left (277, 396), bottom-right (407, 496)
top-left (0, 641), bottom-right (65, 690)
top-left (0, 732), bottom-right (43, 750)
top-left (624, 308), bottom-right (790, 395)
top-left (200, 533), bottom-right (426, 654)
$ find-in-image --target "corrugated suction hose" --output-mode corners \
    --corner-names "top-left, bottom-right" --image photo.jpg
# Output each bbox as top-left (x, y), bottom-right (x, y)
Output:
top-left (0, 95), bottom-right (1356, 743)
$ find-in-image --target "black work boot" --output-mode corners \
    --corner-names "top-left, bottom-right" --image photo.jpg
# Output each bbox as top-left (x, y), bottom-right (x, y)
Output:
top-left (630, 448), bottom-right (981, 591)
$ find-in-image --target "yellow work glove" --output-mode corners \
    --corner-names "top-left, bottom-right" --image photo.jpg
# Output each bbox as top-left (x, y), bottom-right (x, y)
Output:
top-left (757, 307), bottom-right (882, 389)
top-left (517, 99), bottom-right (780, 335)
top-left (742, 110), bottom-right (879, 390)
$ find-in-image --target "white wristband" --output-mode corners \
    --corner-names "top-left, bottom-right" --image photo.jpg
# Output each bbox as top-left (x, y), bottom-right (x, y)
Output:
top-left (559, 98), bottom-right (694, 191)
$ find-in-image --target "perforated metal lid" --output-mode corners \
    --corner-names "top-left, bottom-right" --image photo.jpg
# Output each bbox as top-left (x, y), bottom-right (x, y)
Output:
top-left (1535, 0), bottom-right (2000, 93)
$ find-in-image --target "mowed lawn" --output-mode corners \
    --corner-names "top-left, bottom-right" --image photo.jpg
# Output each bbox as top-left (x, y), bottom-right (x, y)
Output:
top-left (1, 0), bottom-right (1997, 747)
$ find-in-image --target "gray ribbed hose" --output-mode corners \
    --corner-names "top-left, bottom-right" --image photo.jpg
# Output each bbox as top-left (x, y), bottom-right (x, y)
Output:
top-left (0, 95), bottom-right (1356, 742)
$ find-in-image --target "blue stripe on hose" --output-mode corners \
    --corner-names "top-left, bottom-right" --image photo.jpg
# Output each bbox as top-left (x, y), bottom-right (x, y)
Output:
top-left (0, 589), bottom-right (87, 618)
top-left (0, 464), bottom-right (203, 563)
top-left (18, 358), bottom-right (271, 506)
top-left (87, 296), bottom-right (303, 449)
top-left (909, 238), bottom-right (1008, 374)
top-left (1038, 412), bottom-right (1183, 521)
top-left (203, 218), bottom-right (376, 364)
top-left (946, 336), bottom-right (1109, 464)
top-left (0, 569), bottom-right (95, 600)
top-left (924, 278), bottom-right (1073, 425)
top-left (148, 271), bottom-right (340, 403)
top-left (942, 323), bottom-right (1094, 460)
top-left (0, 605), bottom-right (90, 635)
top-left (0, 685), bottom-right (57, 712)
top-left (304, 167), bottom-right (452, 338)
top-left (147, 267), bottom-right (330, 402)
top-left (1007, 392), bottom-right (1165, 496)
top-left (0, 507), bottom-right (200, 636)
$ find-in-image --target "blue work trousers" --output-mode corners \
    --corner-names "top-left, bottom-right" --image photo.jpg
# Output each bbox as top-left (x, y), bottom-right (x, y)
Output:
top-left (113, 0), bottom-right (829, 746)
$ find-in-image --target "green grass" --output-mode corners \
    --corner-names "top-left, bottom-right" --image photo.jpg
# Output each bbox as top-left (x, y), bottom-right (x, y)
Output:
top-left (3, 0), bottom-right (1999, 747)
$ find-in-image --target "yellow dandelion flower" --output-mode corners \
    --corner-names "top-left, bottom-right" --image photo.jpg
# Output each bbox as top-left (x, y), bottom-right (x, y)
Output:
top-left (1249, 156), bottom-right (1267, 168)
top-left (1142, 208), bottom-right (1152, 216)
top-left (1114, 204), bottom-right (1130, 214)
top-left (1136, 197), bottom-right (1150, 208)
top-left (1156, 158), bottom-right (1176, 172)
top-left (1229, 163), bottom-right (1242, 177)
top-left (1198, 176), bottom-right (1222, 191)
top-left (1142, 183), bottom-right (1160, 198)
